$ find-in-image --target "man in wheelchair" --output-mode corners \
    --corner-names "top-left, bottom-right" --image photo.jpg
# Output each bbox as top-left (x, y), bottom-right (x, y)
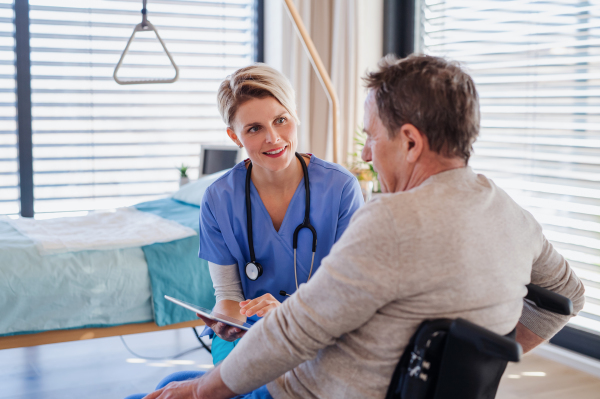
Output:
top-left (140, 55), bottom-right (586, 399)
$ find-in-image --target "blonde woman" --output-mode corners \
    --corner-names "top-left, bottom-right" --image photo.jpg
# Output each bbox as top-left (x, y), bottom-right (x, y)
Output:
top-left (197, 64), bottom-right (364, 364)
top-left (124, 64), bottom-right (362, 399)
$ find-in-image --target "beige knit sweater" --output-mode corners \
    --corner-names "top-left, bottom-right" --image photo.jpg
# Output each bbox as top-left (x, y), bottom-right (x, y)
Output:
top-left (220, 167), bottom-right (585, 399)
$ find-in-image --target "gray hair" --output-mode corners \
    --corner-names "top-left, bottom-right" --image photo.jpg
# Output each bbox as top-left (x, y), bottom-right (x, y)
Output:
top-left (364, 54), bottom-right (480, 162)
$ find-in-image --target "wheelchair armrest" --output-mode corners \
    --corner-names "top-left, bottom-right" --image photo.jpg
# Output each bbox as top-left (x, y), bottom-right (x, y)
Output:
top-left (525, 284), bottom-right (573, 316)
top-left (450, 318), bottom-right (522, 362)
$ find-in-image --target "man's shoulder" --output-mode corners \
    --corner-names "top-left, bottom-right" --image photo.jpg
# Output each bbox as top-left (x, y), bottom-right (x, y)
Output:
top-left (349, 193), bottom-right (408, 231)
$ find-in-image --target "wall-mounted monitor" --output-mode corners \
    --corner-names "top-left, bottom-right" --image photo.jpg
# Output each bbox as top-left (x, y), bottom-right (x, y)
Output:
top-left (198, 145), bottom-right (245, 178)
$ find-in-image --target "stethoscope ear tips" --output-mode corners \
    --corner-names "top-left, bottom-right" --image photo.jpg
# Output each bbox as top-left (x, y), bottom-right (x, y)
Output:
top-left (280, 290), bottom-right (291, 297)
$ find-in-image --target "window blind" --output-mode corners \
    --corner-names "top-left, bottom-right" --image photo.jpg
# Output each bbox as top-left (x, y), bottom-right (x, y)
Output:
top-left (418, 0), bottom-right (600, 335)
top-left (0, 0), bottom-right (17, 215)
top-left (29, 0), bottom-right (256, 214)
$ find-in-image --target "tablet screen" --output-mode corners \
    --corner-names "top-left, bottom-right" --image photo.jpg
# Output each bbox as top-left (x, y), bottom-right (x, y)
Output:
top-left (164, 295), bottom-right (254, 331)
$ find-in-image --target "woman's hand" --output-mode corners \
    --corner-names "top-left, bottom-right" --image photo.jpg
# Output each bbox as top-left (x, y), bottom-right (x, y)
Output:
top-left (197, 300), bottom-right (247, 342)
top-left (239, 293), bottom-right (281, 317)
top-left (197, 314), bottom-right (246, 342)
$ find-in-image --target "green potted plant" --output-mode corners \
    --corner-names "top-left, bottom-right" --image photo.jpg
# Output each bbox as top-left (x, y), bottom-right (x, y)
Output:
top-left (177, 164), bottom-right (189, 187)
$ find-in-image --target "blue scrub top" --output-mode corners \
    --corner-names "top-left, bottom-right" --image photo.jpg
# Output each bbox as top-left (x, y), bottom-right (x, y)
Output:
top-left (198, 155), bottom-right (364, 301)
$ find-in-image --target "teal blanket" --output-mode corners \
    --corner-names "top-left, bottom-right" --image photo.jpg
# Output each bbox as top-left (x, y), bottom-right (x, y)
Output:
top-left (136, 198), bottom-right (215, 326)
top-left (0, 198), bottom-right (212, 337)
top-left (0, 222), bottom-right (153, 336)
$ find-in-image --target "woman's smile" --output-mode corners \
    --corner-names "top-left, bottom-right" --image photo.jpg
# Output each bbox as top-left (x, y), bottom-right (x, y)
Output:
top-left (263, 145), bottom-right (288, 158)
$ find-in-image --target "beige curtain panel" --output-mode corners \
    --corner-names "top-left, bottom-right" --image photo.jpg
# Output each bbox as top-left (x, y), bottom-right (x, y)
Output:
top-left (281, 0), bottom-right (359, 166)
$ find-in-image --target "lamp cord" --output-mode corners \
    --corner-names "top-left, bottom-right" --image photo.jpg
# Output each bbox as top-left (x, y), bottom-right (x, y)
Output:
top-left (119, 327), bottom-right (211, 360)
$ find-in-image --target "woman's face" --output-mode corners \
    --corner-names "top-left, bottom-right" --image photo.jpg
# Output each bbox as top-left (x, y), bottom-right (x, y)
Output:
top-left (227, 96), bottom-right (297, 173)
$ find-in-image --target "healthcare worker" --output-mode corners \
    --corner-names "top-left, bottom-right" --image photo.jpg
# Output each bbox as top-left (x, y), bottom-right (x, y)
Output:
top-left (197, 64), bottom-right (363, 365)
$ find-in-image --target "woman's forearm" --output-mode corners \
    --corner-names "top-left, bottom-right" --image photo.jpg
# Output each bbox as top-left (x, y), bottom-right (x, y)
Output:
top-left (208, 262), bottom-right (246, 303)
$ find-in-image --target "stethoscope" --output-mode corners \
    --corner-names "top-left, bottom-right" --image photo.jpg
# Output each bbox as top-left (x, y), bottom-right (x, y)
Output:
top-left (244, 152), bottom-right (317, 296)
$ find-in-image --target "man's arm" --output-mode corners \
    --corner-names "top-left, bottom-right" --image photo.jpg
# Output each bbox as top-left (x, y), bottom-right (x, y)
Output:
top-left (519, 235), bottom-right (585, 346)
top-left (215, 202), bottom-right (404, 395)
top-left (142, 365), bottom-right (234, 399)
top-left (516, 322), bottom-right (545, 354)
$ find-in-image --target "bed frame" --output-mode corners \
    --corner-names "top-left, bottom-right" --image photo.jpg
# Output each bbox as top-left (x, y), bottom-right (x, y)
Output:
top-left (0, 320), bottom-right (205, 351)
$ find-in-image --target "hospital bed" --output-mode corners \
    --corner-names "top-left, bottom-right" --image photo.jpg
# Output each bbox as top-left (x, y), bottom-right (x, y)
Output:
top-left (0, 172), bottom-right (226, 351)
top-left (1, 0), bottom-right (333, 351)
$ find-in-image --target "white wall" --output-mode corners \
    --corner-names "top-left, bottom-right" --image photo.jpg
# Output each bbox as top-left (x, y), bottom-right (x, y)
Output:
top-left (354, 0), bottom-right (384, 130)
top-left (264, 0), bottom-right (284, 72)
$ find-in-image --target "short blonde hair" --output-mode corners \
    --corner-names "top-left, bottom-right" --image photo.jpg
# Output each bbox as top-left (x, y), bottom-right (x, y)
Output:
top-left (217, 63), bottom-right (299, 128)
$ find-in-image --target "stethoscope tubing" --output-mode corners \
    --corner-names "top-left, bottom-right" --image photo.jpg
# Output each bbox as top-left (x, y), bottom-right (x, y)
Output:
top-left (245, 153), bottom-right (317, 290)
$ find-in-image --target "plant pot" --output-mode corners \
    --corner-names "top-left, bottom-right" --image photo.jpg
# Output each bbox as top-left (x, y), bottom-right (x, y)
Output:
top-left (179, 176), bottom-right (190, 187)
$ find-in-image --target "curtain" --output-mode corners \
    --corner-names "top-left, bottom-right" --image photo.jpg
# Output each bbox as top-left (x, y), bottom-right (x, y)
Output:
top-left (279, 0), bottom-right (359, 165)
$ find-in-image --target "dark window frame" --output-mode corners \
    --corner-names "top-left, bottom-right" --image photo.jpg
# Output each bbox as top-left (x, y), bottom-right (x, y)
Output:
top-left (255, 0), bottom-right (265, 63)
top-left (383, 0), bottom-right (415, 58)
top-left (15, 0), bottom-right (33, 217)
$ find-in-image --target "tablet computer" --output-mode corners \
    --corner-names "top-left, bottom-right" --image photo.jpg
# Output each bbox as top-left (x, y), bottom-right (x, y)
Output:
top-left (164, 295), bottom-right (254, 331)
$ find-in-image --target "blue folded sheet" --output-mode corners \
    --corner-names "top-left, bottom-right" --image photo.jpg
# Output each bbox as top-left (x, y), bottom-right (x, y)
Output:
top-left (135, 198), bottom-right (216, 326)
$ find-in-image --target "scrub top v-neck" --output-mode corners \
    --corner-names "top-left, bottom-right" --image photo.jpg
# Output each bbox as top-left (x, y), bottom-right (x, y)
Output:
top-left (199, 155), bottom-right (364, 302)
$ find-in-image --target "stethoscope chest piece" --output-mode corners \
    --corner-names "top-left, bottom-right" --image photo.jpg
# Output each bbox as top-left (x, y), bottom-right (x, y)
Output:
top-left (245, 261), bottom-right (263, 281)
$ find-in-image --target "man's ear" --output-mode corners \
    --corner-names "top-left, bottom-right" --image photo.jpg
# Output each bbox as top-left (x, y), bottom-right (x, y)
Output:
top-left (399, 124), bottom-right (425, 163)
top-left (226, 127), bottom-right (242, 148)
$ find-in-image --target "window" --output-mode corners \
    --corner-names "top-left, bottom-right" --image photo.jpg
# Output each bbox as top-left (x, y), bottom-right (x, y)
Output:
top-left (418, 0), bottom-right (600, 335)
top-left (13, 0), bottom-right (257, 214)
top-left (0, 0), bottom-right (16, 215)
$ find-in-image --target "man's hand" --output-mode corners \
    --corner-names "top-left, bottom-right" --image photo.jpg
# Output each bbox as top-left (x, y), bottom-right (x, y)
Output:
top-left (142, 378), bottom-right (200, 399)
top-left (143, 365), bottom-right (237, 399)
top-left (516, 322), bottom-right (546, 354)
top-left (239, 293), bottom-right (281, 317)
top-left (197, 314), bottom-right (246, 342)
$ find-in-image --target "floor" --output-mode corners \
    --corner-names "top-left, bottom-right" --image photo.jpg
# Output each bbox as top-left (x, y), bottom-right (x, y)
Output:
top-left (1, 329), bottom-right (599, 399)
top-left (0, 328), bottom-right (214, 399)
top-left (497, 352), bottom-right (600, 399)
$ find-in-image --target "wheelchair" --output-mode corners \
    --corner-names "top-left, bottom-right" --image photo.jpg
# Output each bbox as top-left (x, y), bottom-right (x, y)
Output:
top-left (385, 284), bottom-right (573, 399)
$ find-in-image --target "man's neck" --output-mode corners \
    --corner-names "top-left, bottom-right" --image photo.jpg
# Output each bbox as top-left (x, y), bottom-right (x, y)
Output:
top-left (400, 156), bottom-right (466, 192)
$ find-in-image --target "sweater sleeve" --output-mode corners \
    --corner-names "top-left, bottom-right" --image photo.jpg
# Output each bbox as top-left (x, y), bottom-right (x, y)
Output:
top-left (519, 235), bottom-right (586, 340)
top-left (219, 201), bottom-right (403, 394)
top-left (208, 262), bottom-right (245, 303)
